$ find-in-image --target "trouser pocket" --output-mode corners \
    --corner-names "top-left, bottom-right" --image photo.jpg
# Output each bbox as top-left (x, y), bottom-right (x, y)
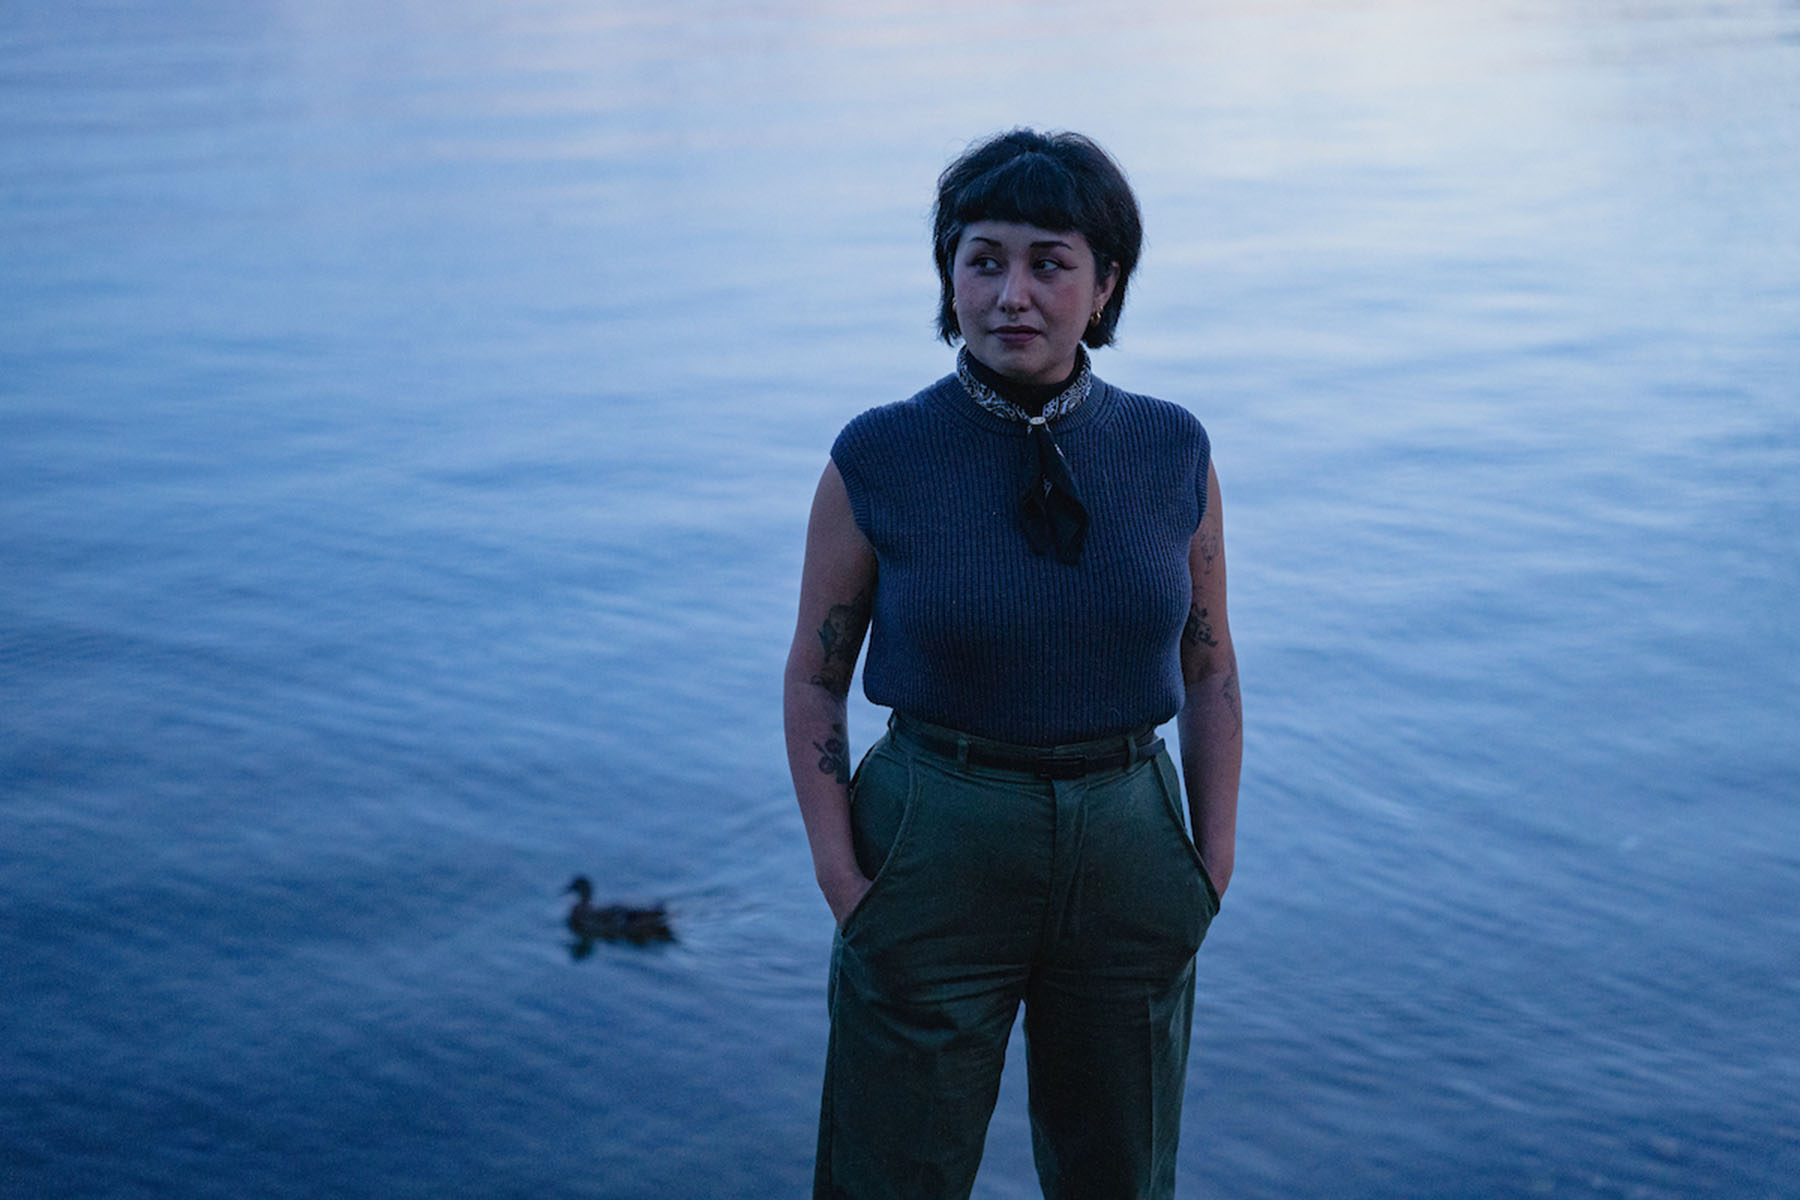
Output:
top-left (1152, 751), bottom-right (1221, 919)
top-left (840, 746), bottom-right (1052, 974)
top-left (838, 737), bottom-right (916, 937)
top-left (1054, 751), bottom-right (1215, 973)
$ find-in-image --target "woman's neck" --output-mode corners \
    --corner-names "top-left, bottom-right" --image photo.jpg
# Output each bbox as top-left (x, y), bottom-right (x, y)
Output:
top-left (963, 350), bottom-right (1083, 417)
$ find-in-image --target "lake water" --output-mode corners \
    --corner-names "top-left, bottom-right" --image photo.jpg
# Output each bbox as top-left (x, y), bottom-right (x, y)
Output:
top-left (3, 1), bottom-right (1797, 1196)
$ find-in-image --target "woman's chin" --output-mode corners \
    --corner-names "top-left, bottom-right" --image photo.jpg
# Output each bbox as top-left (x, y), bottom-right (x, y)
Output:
top-left (972, 342), bottom-right (1070, 386)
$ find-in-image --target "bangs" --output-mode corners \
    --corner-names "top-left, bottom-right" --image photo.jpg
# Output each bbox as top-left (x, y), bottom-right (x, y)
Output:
top-left (931, 128), bottom-right (1141, 347)
top-left (948, 152), bottom-right (1088, 236)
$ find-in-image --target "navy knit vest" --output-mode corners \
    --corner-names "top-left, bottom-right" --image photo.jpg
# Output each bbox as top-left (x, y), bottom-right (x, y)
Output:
top-left (832, 372), bottom-right (1211, 745)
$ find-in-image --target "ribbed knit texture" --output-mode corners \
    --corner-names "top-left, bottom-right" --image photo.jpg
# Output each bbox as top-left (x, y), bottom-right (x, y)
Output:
top-left (832, 372), bottom-right (1211, 746)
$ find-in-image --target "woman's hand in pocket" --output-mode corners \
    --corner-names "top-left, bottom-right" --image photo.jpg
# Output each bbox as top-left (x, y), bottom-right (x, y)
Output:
top-left (822, 869), bottom-right (874, 930)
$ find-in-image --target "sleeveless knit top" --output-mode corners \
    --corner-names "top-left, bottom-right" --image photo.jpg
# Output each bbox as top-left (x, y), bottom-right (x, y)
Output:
top-left (831, 372), bottom-right (1211, 746)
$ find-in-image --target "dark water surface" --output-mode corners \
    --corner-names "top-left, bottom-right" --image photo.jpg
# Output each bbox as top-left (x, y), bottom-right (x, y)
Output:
top-left (4, 2), bottom-right (1797, 1197)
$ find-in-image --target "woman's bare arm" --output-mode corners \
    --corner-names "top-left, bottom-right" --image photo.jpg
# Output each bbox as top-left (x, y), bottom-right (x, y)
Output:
top-left (1176, 464), bottom-right (1242, 897)
top-left (783, 461), bottom-right (879, 926)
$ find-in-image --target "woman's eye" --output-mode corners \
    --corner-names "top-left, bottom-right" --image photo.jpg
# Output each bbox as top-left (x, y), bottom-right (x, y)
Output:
top-left (1035, 258), bottom-right (1065, 272)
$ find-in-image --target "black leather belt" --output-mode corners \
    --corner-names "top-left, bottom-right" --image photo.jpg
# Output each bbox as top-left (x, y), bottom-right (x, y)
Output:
top-left (893, 714), bottom-right (1162, 780)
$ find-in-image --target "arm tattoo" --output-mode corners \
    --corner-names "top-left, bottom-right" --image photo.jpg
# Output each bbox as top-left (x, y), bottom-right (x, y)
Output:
top-left (1183, 604), bottom-right (1219, 649)
top-left (1197, 528), bottom-right (1221, 566)
top-left (814, 722), bottom-right (851, 785)
top-left (1221, 670), bottom-right (1243, 738)
top-left (810, 588), bottom-right (871, 699)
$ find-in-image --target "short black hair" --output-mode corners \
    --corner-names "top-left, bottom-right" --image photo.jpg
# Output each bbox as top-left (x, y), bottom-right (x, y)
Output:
top-left (932, 128), bottom-right (1143, 348)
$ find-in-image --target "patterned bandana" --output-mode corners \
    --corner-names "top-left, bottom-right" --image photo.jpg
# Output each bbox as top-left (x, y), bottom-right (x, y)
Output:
top-left (956, 346), bottom-right (1093, 423)
top-left (956, 347), bottom-right (1093, 566)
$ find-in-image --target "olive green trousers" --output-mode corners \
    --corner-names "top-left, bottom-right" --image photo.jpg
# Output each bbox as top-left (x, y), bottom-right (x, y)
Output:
top-left (814, 718), bottom-right (1220, 1200)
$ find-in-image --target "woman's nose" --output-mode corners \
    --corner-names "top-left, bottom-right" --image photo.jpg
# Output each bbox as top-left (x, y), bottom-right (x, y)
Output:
top-left (997, 264), bottom-right (1031, 312)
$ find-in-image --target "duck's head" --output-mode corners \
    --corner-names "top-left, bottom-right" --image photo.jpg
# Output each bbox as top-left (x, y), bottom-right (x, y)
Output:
top-left (565, 875), bottom-right (594, 902)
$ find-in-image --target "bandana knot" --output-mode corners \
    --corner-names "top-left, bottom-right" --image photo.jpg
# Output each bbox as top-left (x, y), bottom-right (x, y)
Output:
top-left (956, 348), bottom-right (1092, 565)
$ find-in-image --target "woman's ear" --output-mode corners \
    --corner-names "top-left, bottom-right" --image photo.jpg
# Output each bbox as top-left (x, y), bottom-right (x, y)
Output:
top-left (1094, 261), bottom-right (1119, 312)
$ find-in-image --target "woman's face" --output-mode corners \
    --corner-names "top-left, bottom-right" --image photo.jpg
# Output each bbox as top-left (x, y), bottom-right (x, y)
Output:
top-left (952, 220), bottom-right (1116, 386)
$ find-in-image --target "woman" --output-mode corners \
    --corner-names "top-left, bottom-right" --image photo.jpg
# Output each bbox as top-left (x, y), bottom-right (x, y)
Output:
top-left (783, 129), bottom-right (1241, 1200)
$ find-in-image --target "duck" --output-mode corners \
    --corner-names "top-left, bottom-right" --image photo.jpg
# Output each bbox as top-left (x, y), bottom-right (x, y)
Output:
top-left (564, 875), bottom-right (674, 944)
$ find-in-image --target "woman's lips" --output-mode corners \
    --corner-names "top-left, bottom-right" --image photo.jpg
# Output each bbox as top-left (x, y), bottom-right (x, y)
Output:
top-left (993, 327), bottom-right (1041, 345)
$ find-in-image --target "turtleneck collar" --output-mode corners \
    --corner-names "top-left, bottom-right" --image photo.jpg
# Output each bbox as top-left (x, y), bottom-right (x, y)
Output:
top-left (958, 346), bottom-right (1092, 423)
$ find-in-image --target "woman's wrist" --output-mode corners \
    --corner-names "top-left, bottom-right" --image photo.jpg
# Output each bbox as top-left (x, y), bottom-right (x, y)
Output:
top-left (817, 858), bottom-right (869, 898)
top-left (1201, 846), bottom-right (1233, 897)
top-left (819, 866), bottom-right (873, 926)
